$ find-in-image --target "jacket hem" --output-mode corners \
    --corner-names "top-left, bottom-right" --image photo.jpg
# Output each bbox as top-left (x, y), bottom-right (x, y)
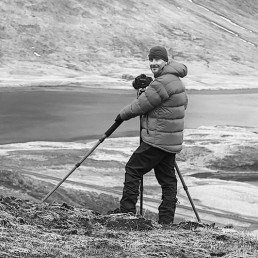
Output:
top-left (142, 140), bottom-right (181, 154)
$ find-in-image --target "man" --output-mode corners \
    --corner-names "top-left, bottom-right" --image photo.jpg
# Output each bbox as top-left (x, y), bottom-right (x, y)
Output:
top-left (115, 46), bottom-right (188, 224)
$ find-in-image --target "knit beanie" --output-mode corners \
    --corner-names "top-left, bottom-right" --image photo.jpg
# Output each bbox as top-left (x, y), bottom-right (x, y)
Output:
top-left (148, 46), bottom-right (168, 62)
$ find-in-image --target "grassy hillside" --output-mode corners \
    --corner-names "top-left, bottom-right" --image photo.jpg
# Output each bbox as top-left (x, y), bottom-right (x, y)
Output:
top-left (0, 0), bottom-right (258, 88)
top-left (0, 170), bottom-right (258, 257)
top-left (1, 197), bottom-right (258, 258)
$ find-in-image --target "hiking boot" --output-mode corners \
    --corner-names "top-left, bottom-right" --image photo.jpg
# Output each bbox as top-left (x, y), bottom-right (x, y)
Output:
top-left (106, 208), bottom-right (123, 215)
top-left (158, 218), bottom-right (174, 225)
top-left (107, 208), bottom-right (136, 216)
top-left (158, 197), bottom-right (177, 225)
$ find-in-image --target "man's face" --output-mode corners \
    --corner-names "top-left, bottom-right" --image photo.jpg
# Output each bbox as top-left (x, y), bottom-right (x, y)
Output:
top-left (149, 58), bottom-right (167, 75)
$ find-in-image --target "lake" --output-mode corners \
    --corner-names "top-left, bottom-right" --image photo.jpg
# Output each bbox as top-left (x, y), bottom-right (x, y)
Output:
top-left (1, 88), bottom-right (258, 144)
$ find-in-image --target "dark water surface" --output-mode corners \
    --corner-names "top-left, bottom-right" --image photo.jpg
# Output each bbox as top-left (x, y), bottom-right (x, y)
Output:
top-left (1, 89), bottom-right (258, 144)
top-left (0, 90), bottom-right (140, 144)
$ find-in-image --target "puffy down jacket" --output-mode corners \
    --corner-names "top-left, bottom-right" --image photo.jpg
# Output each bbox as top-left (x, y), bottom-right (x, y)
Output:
top-left (119, 61), bottom-right (188, 153)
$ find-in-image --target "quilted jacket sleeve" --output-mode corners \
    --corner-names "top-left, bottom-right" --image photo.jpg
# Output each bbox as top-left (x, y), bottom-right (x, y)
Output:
top-left (119, 81), bottom-right (169, 121)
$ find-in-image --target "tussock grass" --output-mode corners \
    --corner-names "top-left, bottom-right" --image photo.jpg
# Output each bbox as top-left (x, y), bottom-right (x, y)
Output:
top-left (1, 195), bottom-right (258, 258)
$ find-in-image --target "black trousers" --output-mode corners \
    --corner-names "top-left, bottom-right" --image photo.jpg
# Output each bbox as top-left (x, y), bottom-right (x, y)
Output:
top-left (120, 141), bottom-right (177, 224)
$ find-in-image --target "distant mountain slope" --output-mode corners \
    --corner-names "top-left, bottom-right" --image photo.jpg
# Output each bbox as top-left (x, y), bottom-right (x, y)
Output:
top-left (0, 0), bottom-right (258, 88)
top-left (194, 0), bottom-right (258, 17)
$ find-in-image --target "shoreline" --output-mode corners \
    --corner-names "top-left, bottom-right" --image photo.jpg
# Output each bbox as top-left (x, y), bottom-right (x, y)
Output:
top-left (0, 130), bottom-right (140, 145)
top-left (1, 85), bottom-right (258, 94)
top-left (190, 172), bottom-right (258, 184)
top-left (1, 132), bottom-right (258, 186)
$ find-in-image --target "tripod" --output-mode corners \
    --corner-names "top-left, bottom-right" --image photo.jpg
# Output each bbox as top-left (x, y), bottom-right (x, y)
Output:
top-left (41, 113), bottom-right (201, 222)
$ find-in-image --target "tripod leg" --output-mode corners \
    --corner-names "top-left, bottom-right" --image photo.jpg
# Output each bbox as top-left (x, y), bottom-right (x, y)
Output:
top-left (139, 178), bottom-right (143, 215)
top-left (42, 121), bottom-right (122, 202)
top-left (139, 112), bottom-right (144, 216)
top-left (175, 161), bottom-right (201, 222)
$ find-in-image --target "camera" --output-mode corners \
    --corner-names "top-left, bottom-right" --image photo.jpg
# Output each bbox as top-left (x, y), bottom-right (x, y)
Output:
top-left (132, 74), bottom-right (153, 90)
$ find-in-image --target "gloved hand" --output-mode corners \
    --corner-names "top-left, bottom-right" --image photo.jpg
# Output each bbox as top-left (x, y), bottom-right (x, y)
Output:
top-left (115, 114), bottom-right (123, 122)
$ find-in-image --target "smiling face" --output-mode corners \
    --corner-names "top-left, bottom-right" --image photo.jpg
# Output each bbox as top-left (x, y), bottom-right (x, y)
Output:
top-left (149, 58), bottom-right (167, 75)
